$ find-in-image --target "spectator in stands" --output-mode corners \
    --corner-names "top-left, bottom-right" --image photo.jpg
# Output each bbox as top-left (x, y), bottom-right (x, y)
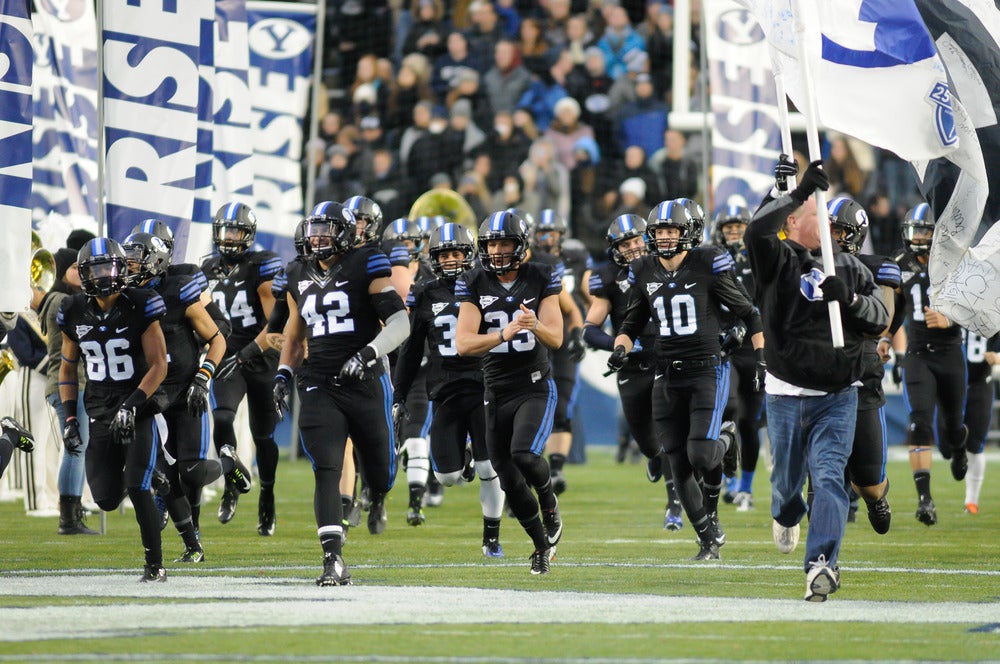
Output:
top-left (467, 1), bottom-right (504, 73)
top-left (597, 5), bottom-right (646, 80)
top-left (563, 13), bottom-right (596, 67)
top-left (519, 17), bottom-right (552, 77)
top-left (644, 3), bottom-right (674, 100)
top-left (482, 109), bottom-right (532, 191)
top-left (333, 0), bottom-right (392, 89)
top-left (490, 171), bottom-right (540, 219)
top-left (826, 135), bottom-right (868, 199)
top-left (653, 129), bottom-right (699, 200)
top-left (387, 53), bottom-right (434, 132)
top-left (350, 54), bottom-right (390, 123)
top-left (521, 137), bottom-right (570, 219)
top-left (612, 176), bottom-right (649, 219)
top-left (445, 66), bottom-right (491, 130)
top-left (571, 46), bottom-right (616, 160)
top-left (542, 0), bottom-right (573, 48)
top-left (365, 148), bottom-right (411, 223)
top-left (622, 145), bottom-right (662, 206)
top-left (614, 72), bottom-right (667, 157)
top-left (568, 135), bottom-right (604, 256)
top-left (544, 96), bottom-right (595, 171)
top-left (495, 0), bottom-right (521, 38)
top-left (513, 107), bottom-right (541, 141)
top-left (399, 99), bottom-right (434, 174)
top-left (866, 192), bottom-right (902, 258)
top-left (458, 171), bottom-right (492, 222)
top-left (406, 105), bottom-right (452, 192)
top-left (402, 0), bottom-right (449, 61)
top-left (483, 38), bottom-right (533, 113)
top-left (443, 98), bottom-right (487, 172)
top-left (316, 144), bottom-right (364, 203)
top-left (433, 31), bottom-right (481, 100)
top-left (516, 48), bottom-right (572, 131)
top-left (608, 49), bottom-right (648, 112)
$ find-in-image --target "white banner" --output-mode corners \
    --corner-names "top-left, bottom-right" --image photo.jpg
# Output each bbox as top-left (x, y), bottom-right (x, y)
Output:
top-left (0, 0), bottom-right (34, 311)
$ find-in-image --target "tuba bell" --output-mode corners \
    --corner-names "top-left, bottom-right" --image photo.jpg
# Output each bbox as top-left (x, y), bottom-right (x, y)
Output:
top-left (0, 348), bottom-right (19, 387)
top-left (31, 248), bottom-right (56, 293)
top-left (408, 189), bottom-right (478, 234)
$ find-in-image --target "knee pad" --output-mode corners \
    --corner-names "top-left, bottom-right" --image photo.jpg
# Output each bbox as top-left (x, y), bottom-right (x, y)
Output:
top-left (435, 470), bottom-right (464, 487)
top-left (178, 459), bottom-right (215, 489)
top-left (907, 421), bottom-right (934, 447)
top-left (552, 415), bottom-right (572, 434)
top-left (95, 497), bottom-right (121, 512)
top-left (474, 459), bottom-right (498, 482)
top-left (214, 408), bottom-right (236, 429)
top-left (687, 439), bottom-right (719, 473)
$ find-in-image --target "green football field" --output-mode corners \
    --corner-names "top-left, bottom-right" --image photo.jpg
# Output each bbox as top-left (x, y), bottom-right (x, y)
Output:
top-left (1, 447), bottom-right (998, 662)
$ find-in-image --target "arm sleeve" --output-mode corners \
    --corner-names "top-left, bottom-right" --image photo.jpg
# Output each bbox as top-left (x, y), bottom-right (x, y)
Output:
top-left (392, 304), bottom-right (429, 404)
top-left (744, 194), bottom-right (799, 288)
top-left (617, 266), bottom-right (652, 340)
top-left (843, 261), bottom-right (890, 335)
top-left (887, 289), bottom-right (908, 336)
top-left (367, 309), bottom-right (410, 359)
top-left (712, 270), bottom-right (763, 337)
top-left (583, 322), bottom-right (615, 351)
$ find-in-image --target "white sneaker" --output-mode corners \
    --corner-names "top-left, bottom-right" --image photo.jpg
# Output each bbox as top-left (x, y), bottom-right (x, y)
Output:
top-left (804, 555), bottom-right (840, 602)
top-left (772, 519), bottom-right (800, 554)
top-left (734, 491), bottom-right (754, 511)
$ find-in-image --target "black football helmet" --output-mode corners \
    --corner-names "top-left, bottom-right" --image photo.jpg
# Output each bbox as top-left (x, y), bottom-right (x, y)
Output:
top-left (478, 210), bottom-right (528, 274)
top-left (77, 238), bottom-right (130, 297)
top-left (647, 200), bottom-right (696, 258)
top-left (344, 195), bottom-right (384, 246)
top-left (213, 202), bottom-right (257, 257)
top-left (415, 215), bottom-right (446, 242)
top-left (121, 232), bottom-right (171, 284)
top-left (131, 218), bottom-right (175, 258)
top-left (606, 214), bottom-right (647, 266)
top-left (428, 223), bottom-right (476, 278)
top-left (303, 201), bottom-right (357, 261)
top-left (534, 209), bottom-right (567, 254)
top-left (293, 219), bottom-right (308, 257)
top-left (827, 197), bottom-right (869, 256)
top-left (712, 205), bottom-right (752, 253)
top-left (902, 202), bottom-right (934, 255)
top-left (675, 198), bottom-right (706, 247)
top-left (506, 207), bottom-right (536, 235)
top-left (382, 217), bottom-right (425, 259)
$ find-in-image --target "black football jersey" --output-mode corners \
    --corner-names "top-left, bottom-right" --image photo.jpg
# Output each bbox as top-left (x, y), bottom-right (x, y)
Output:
top-left (856, 254), bottom-right (900, 406)
top-left (202, 251), bottom-right (282, 354)
top-left (57, 288), bottom-right (166, 417)
top-left (397, 275), bottom-right (482, 399)
top-left (456, 262), bottom-right (562, 390)
top-left (732, 250), bottom-right (756, 302)
top-left (588, 261), bottom-right (657, 358)
top-left (557, 241), bottom-right (593, 312)
top-left (168, 262), bottom-right (209, 292)
top-left (895, 251), bottom-right (962, 348)
top-left (285, 248), bottom-right (393, 378)
top-left (383, 240), bottom-right (412, 268)
top-left (620, 247), bottom-right (758, 360)
top-left (964, 330), bottom-right (999, 384)
top-left (149, 274), bottom-right (203, 386)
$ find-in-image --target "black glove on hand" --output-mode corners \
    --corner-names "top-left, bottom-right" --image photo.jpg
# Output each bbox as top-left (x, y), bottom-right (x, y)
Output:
top-left (774, 153), bottom-right (799, 192)
top-left (339, 345), bottom-right (378, 381)
top-left (891, 353), bottom-right (904, 385)
top-left (753, 348), bottom-right (767, 392)
top-left (566, 327), bottom-right (586, 363)
top-left (273, 368), bottom-right (292, 420)
top-left (216, 341), bottom-right (263, 381)
top-left (62, 417), bottom-right (83, 457)
top-left (110, 406), bottom-right (136, 446)
top-left (720, 321), bottom-right (748, 353)
top-left (391, 401), bottom-right (409, 451)
top-left (607, 344), bottom-right (628, 373)
top-left (789, 160), bottom-right (829, 203)
top-left (819, 275), bottom-right (853, 308)
top-left (186, 372), bottom-right (211, 417)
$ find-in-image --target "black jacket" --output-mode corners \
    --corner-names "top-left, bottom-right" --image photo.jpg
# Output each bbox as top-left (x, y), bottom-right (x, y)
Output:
top-left (745, 195), bottom-right (889, 392)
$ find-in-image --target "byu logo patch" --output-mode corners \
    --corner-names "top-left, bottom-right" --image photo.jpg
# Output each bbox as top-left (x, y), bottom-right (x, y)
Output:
top-left (431, 302), bottom-right (448, 315)
top-left (799, 268), bottom-right (826, 302)
top-left (75, 325), bottom-right (92, 338)
top-left (617, 280), bottom-right (629, 293)
top-left (298, 280), bottom-right (312, 295)
top-left (646, 282), bottom-right (662, 295)
top-left (479, 296), bottom-right (498, 308)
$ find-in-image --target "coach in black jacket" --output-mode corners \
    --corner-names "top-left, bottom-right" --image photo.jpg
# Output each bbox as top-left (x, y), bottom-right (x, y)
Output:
top-left (745, 161), bottom-right (889, 602)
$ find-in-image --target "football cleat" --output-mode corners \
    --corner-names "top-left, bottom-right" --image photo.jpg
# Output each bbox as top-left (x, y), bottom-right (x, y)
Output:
top-left (218, 481), bottom-right (239, 524)
top-left (1, 417), bottom-right (34, 452)
top-left (866, 481), bottom-right (891, 535)
top-left (175, 544), bottom-right (205, 563)
top-left (950, 447), bottom-right (968, 482)
top-left (691, 539), bottom-right (720, 561)
top-left (646, 454), bottom-right (663, 483)
top-left (804, 556), bottom-right (840, 602)
top-left (154, 493), bottom-right (169, 531)
top-left (140, 564), bottom-right (167, 583)
top-left (709, 512), bottom-right (726, 547)
top-left (542, 501), bottom-right (563, 548)
top-left (482, 538), bottom-right (504, 558)
top-left (720, 421), bottom-right (739, 477)
top-left (529, 548), bottom-right (552, 575)
top-left (257, 490), bottom-right (275, 536)
top-left (316, 553), bottom-right (352, 586)
top-left (346, 498), bottom-right (363, 527)
top-left (664, 503), bottom-right (684, 531)
top-left (220, 444), bottom-right (253, 494)
top-left (965, 502), bottom-right (979, 515)
top-left (772, 519), bottom-right (800, 554)
top-left (461, 446), bottom-right (476, 483)
top-left (915, 495), bottom-right (937, 526)
top-left (846, 502), bottom-right (858, 523)
top-left (367, 492), bottom-right (387, 535)
top-left (406, 500), bottom-right (426, 527)
top-left (424, 478), bottom-right (444, 507)
top-left (733, 491), bottom-right (754, 512)
top-left (550, 469), bottom-right (567, 495)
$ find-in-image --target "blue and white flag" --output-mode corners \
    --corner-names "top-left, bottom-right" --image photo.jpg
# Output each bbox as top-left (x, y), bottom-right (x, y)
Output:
top-left (911, 0), bottom-right (1000, 336)
top-left (31, 0), bottom-right (99, 224)
top-left (101, 0), bottom-right (214, 255)
top-left (247, 1), bottom-right (316, 262)
top-left (740, 0), bottom-right (958, 162)
top-left (0, 0), bottom-right (33, 311)
top-left (705, 0), bottom-right (785, 214)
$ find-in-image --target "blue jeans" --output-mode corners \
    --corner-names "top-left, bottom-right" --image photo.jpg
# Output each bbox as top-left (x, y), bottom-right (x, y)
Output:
top-left (766, 387), bottom-right (857, 571)
top-left (47, 393), bottom-right (89, 496)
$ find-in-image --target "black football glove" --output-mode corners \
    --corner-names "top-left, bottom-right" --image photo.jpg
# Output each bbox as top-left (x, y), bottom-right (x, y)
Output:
top-left (789, 160), bottom-right (829, 203)
top-left (273, 369), bottom-right (292, 420)
top-left (566, 327), bottom-right (586, 363)
top-left (186, 372), bottom-right (211, 418)
top-left (62, 417), bottom-right (83, 456)
top-left (819, 275), bottom-right (853, 308)
top-left (216, 341), bottom-right (263, 382)
top-left (774, 153), bottom-right (798, 192)
top-left (753, 348), bottom-right (767, 392)
top-left (338, 345), bottom-right (378, 382)
top-left (891, 353), bottom-right (905, 386)
top-left (391, 401), bottom-right (409, 452)
top-left (110, 406), bottom-right (136, 446)
top-left (720, 321), bottom-right (748, 354)
top-left (607, 345), bottom-right (629, 374)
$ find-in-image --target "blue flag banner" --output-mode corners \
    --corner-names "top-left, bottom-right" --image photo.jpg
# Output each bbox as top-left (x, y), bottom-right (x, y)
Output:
top-left (31, 1), bottom-right (99, 224)
top-left (101, 0), bottom-right (214, 255)
top-left (911, 0), bottom-right (1000, 335)
top-left (0, 0), bottom-right (33, 311)
top-left (705, 0), bottom-right (784, 215)
top-left (246, 1), bottom-right (316, 262)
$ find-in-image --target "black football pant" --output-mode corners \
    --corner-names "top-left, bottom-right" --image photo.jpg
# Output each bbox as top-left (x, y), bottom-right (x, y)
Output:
top-left (848, 406), bottom-right (887, 488)
top-left (729, 348), bottom-right (764, 474)
top-left (430, 386), bottom-right (488, 474)
top-left (964, 370), bottom-right (993, 455)
top-left (551, 347), bottom-right (579, 434)
top-left (902, 345), bottom-right (967, 453)
top-left (211, 359), bottom-right (279, 485)
top-left (402, 365), bottom-right (432, 441)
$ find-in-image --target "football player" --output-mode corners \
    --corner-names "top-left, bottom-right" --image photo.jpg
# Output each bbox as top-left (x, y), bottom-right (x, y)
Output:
top-left (0, 318), bottom-right (35, 478)
top-left (958, 330), bottom-right (999, 514)
top-left (828, 197), bottom-right (895, 534)
top-left (455, 210), bottom-right (564, 575)
top-left (888, 203), bottom-right (967, 526)
top-left (394, 223), bottom-right (506, 554)
top-left (122, 232), bottom-right (252, 562)
top-left (584, 214), bottom-right (684, 530)
top-left (57, 238), bottom-right (169, 581)
top-left (202, 203), bottom-right (283, 534)
top-left (609, 201), bottom-right (762, 560)
top-left (273, 201), bottom-right (408, 586)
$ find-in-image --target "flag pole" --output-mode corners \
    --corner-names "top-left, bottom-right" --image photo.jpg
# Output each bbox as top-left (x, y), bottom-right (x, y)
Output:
top-left (95, 0), bottom-right (107, 237)
top-left (768, 48), bottom-right (797, 191)
top-left (792, 0), bottom-right (844, 348)
top-left (303, 0), bottom-right (327, 214)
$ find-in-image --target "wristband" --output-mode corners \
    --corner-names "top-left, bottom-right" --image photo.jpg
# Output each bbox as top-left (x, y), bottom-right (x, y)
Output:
top-left (878, 337), bottom-right (892, 345)
top-left (276, 366), bottom-right (293, 383)
top-left (197, 359), bottom-right (217, 381)
top-left (497, 330), bottom-right (505, 344)
top-left (62, 400), bottom-right (78, 418)
top-left (122, 389), bottom-right (147, 410)
top-left (533, 319), bottom-right (539, 330)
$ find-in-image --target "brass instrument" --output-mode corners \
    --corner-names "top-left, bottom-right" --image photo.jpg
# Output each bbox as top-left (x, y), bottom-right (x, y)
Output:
top-left (31, 230), bottom-right (43, 253)
top-left (31, 247), bottom-right (56, 293)
top-left (0, 348), bottom-right (19, 387)
top-left (408, 189), bottom-right (478, 233)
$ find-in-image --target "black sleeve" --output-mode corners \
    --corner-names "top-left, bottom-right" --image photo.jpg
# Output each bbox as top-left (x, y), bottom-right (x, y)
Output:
top-left (618, 286), bottom-right (652, 341)
top-left (266, 298), bottom-right (289, 334)
top-left (205, 300), bottom-right (232, 340)
top-left (887, 289), bottom-right (908, 336)
top-left (712, 270), bottom-right (763, 336)
top-left (392, 305), bottom-right (429, 404)
top-left (845, 290), bottom-right (890, 336)
top-left (745, 194), bottom-right (799, 289)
